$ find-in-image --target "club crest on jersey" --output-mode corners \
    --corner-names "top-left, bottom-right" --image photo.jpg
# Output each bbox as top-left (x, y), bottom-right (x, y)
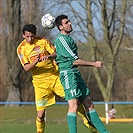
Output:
top-left (33, 45), bottom-right (41, 52)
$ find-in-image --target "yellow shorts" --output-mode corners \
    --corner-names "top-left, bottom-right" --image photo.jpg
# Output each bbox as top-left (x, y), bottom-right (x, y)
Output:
top-left (32, 75), bottom-right (65, 111)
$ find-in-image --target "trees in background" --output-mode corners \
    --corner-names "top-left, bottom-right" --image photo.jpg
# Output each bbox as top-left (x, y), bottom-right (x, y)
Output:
top-left (0, 0), bottom-right (51, 103)
top-left (1, 0), bottom-right (22, 103)
top-left (46, 0), bottom-right (133, 101)
top-left (0, 0), bottom-right (132, 103)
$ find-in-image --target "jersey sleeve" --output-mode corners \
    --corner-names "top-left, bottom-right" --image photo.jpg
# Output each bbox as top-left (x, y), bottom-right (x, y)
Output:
top-left (55, 36), bottom-right (78, 63)
top-left (17, 44), bottom-right (29, 67)
top-left (44, 39), bottom-right (55, 54)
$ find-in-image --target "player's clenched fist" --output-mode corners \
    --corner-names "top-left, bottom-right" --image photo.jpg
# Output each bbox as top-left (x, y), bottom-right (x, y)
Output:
top-left (94, 61), bottom-right (103, 68)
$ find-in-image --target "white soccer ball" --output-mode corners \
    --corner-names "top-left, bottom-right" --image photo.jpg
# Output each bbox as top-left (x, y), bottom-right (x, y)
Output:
top-left (41, 14), bottom-right (55, 29)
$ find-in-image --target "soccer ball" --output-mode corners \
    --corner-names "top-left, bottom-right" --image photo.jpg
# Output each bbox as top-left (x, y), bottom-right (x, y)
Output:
top-left (41, 14), bottom-right (55, 29)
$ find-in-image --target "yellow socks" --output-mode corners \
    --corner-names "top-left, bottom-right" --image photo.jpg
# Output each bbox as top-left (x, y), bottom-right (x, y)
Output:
top-left (36, 117), bottom-right (45, 133)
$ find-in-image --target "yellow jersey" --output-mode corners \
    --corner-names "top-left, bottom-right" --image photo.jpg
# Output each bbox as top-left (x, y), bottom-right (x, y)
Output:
top-left (17, 37), bottom-right (58, 81)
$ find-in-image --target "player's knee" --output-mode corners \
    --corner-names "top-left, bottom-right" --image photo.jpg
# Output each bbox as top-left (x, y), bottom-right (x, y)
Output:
top-left (37, 110), bottom-right (46, 121)
top-left (68, 99), bottom-right (79, 112)
top-left (37, 114), bottom-right (45, 122)
top-left (83, 96), bottom-right (94, 110)
top-left (68, 104), bottom-right (78, 112)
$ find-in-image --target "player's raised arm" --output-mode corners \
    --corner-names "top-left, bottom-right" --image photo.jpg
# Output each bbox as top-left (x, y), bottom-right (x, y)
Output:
top-left (73, 59), bottom-right (103, 68)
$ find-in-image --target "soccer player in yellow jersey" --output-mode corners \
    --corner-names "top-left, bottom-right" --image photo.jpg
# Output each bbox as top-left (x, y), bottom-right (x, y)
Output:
top-left (17, 24), bottom-right (98, 133)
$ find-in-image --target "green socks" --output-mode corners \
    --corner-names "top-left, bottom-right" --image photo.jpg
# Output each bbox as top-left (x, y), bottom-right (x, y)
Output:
top-left (67, 110), bottom-right (109, 133)
top-left (67, 112), bottom-right (77, 133)
top-left (87, 109), bottom-right (109, 133)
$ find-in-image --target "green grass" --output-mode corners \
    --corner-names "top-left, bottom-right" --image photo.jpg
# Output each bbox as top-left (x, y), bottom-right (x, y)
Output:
top-left (0, 104), bottom-right (133, 133)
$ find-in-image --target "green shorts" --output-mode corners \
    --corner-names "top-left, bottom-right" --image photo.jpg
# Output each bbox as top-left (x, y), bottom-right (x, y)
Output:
top-left (60, 68), bottom-right (90, 102)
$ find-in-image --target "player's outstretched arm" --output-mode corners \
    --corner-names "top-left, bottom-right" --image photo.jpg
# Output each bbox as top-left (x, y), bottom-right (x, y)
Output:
top-left (73, 59), bottom-right (103, 68)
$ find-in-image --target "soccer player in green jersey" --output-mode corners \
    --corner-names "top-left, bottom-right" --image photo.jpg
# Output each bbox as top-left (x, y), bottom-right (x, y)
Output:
top-left (54, 15), bottom-right (109, 133)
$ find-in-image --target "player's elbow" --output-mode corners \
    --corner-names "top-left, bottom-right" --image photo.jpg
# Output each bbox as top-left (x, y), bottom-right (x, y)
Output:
top-left (73, 62), bottom-right (78, 65)
top-left (24, 65), bottom-right (30, 72)
top-left (73, 59), bottom-right (80, 66)
top-left (24, 67), bottom-right (30, 72)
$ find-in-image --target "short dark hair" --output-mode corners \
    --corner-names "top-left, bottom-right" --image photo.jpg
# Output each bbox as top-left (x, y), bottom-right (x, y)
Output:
top-left (55, 14), bottom-right (68, 31)
top-left (22, 24), bottom-right (36, 35)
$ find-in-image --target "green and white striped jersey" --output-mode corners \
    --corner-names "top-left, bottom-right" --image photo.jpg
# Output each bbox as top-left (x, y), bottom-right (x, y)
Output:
top-left (54, 34), bottom-right (79, 71)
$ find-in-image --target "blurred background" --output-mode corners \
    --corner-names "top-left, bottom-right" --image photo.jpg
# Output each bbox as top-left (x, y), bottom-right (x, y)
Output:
top-left (0, 0), bottom-right (133, 104)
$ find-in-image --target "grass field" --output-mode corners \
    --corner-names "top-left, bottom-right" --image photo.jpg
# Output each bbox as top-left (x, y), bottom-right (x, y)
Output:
top-left (0, 104), bottom-right (133, 133)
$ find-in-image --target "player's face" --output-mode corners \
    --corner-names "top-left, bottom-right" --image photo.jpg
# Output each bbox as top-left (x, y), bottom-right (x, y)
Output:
top-left (22, 31), bottom-right (35, 44)
top-left (60, 19), bottom-right (73, 34)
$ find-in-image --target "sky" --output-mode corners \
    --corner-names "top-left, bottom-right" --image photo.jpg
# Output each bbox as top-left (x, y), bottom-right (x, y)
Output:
top-left (41, 0), bottom-right (102, 42)
top-left (41, 0), bottom-right (132, 43)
